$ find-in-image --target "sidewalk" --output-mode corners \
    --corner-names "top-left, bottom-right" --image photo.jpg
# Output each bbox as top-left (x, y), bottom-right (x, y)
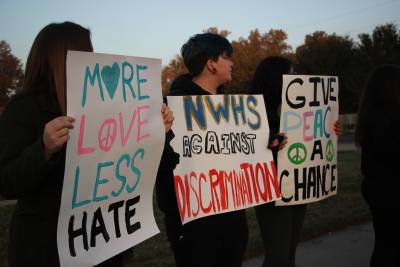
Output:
top-left (243, 222), bottom-right (373, 267)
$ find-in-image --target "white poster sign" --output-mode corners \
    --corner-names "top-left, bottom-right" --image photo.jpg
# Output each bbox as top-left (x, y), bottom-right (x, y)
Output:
top-left (277, 75), bottom-right (339, 206)
top-left (57, 51), bottom-right (164, 266)
top-left (168, 94), bottom-right (280, 224)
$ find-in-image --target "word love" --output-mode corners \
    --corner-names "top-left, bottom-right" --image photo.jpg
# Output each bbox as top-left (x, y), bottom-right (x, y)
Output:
top-left (77, 105), bottom-right (150, 155)
top-left (184, 95), bottom-right (262, 131)
top-left (81, 62), bottom-right (150, 108)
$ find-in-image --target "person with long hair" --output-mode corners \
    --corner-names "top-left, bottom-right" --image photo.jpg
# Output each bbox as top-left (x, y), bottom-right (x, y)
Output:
top-left (355, 64), bottom-right (400, 267)
top-left (0, 21), bottom-right (94, 267)
top-left (0, 21), bottom-right (173, 267)
top-left (250, 56), bottom-right (341, 267)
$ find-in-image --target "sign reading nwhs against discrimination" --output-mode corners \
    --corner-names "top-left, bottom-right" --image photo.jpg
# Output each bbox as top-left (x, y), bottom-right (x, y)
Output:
top-left (168, 95), bottom-right (281, 224)
top-left (57, 51), bottom-right (165, 267)
top-left (277, 75), bottom-right (339, 206)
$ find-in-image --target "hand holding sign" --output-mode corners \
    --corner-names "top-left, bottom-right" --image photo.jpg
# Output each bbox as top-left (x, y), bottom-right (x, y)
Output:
top-left (161, 103), bottom-right (174, 133)
top-left (277, 75), bottom-right (339, 206)
top-left (43, 116), bottom-right (75, 160)
top-left (58, 51), bottom-right (164, 267)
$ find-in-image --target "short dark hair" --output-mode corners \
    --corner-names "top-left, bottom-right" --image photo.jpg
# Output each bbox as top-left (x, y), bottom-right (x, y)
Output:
top-left (181, 33), bottom-right (232, 76)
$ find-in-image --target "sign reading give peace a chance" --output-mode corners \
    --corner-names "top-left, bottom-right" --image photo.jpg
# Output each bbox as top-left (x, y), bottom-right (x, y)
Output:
top-left (276, 75), bottom-right (339, 206)
top-left (57, 51), bottom-right (165, 267)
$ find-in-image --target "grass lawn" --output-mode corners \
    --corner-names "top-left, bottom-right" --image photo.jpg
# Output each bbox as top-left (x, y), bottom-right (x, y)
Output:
top-left (0, 151), bottom-right (370, 267)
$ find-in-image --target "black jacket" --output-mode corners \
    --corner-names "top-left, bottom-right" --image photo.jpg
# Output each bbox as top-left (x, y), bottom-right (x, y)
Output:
top-left (0, 90), bottom-right (65, 267)
top-left (360, 108), bottom-right (400, 205)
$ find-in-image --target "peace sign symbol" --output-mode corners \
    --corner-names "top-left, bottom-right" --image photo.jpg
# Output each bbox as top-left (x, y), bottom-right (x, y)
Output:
top-left (287, 143), bottom-right (307, 165)
top-left (98, 119), bottom-right (117, 152)
top-left (325, 140), bottom-right (335, 162)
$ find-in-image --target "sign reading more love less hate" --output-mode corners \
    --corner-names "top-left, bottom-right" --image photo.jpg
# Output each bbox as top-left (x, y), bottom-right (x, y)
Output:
top-left (57, 51), bottom-right (165, 267)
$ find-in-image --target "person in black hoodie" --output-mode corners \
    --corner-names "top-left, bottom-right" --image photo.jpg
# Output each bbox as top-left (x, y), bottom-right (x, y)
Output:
top-left (0, 21), bottom-right (174, 267)
top-left (156, 33), bottom-right (248, 267)
top-left (355, 64), bottom-right (400, 267)
top-left (249, 56), bottom-right (342, 267)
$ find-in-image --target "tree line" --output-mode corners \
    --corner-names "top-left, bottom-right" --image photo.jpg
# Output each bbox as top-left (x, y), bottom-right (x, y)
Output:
top-left (1, 23), bottom-right (399, 113)
top-left (162, 23), bottom-right (400, 113)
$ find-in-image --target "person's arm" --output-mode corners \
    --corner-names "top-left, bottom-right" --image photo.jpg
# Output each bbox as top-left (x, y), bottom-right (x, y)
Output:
top-left (161, 103), bottom-right (174, 133)
top-left (0, 99), bottom-right (73, 199)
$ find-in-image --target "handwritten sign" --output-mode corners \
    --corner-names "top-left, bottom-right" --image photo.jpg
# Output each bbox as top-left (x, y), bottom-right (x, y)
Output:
top-left (168, 95), bottom-right (281, 224)
top-left (276, 75), bottom-right (339, 206)
top-left (57, 51), bottom-right (165, 267)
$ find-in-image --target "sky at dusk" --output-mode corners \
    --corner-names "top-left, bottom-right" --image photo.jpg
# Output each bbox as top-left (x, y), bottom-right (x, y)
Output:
top-left (1, 0), bottom-right (399, 66)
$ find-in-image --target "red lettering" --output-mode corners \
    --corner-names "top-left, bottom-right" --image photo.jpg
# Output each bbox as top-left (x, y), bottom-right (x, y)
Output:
top-left (119, 110), bottom-right (137, 147)
top-left (224, 171), bottom-right (237, 209)
top-left (174, 175), bottom-right (186, 222)
top-left (184, 174), bottom-right (191, 218)
top-left (77, 114), bottom-right (95, 155)
top-left (98, 118), bottom-right (117, 152)
top-left (190, 172), bottom-right (200, 217)
top-left (199, 172), bottom-right (212, 213)
top-left (241, 163), bottom-right (256, 205)
top-left (254, 163), bottom-right (268, 201)
top-left (137, 105), bottom-right (150, 142)
top-left (218, 170), bottom-right (228, 210)
top-left (242, 163), bottom-right (260, 204)
top-left (264, 161), bottom-right (281, 199)
top-left (209, 169), bottom-right (221, 213)
top-left (234, 171), bottom-right (243, 207)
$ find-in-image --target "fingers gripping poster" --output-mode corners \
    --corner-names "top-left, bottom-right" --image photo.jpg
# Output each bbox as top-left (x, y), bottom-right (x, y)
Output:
top-left (57, 51), bottom-right (165, 267)
top-left (277, 75), bottom-right (339, 206)
top-left (167, 95), bottom-right (281, 224)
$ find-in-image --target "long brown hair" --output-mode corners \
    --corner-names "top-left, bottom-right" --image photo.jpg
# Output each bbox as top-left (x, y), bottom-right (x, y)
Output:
top-left (23, 21), bottom-right (93, 114)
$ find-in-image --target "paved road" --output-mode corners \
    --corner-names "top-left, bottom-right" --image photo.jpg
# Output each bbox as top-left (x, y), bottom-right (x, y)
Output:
top-left (243, 222), bottom-right (373, 267)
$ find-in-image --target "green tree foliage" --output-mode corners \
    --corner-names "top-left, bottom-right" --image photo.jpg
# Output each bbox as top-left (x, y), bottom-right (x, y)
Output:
top-left (0, 40), bottom-right (23, 106)
top-left (161, 56), bottom-right (187, 96)
top-left (296, 31), bottom-right (361, 113)
top-left (357, 23), bottom-right (400, 70)
top-left (160, 27), bottom-right (293, 95)
top-left (161, 23), bottom-right (400, 113)
top-left (228, 29), bottom-right (292, 93)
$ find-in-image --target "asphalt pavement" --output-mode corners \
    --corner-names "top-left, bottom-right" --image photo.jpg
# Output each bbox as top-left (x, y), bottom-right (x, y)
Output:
top-left (243, 222), bottom-right (373, 267)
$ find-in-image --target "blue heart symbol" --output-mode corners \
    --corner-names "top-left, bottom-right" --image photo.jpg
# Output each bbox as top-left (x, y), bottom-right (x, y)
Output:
top-left (101, 63), bottom-right (120, 99)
